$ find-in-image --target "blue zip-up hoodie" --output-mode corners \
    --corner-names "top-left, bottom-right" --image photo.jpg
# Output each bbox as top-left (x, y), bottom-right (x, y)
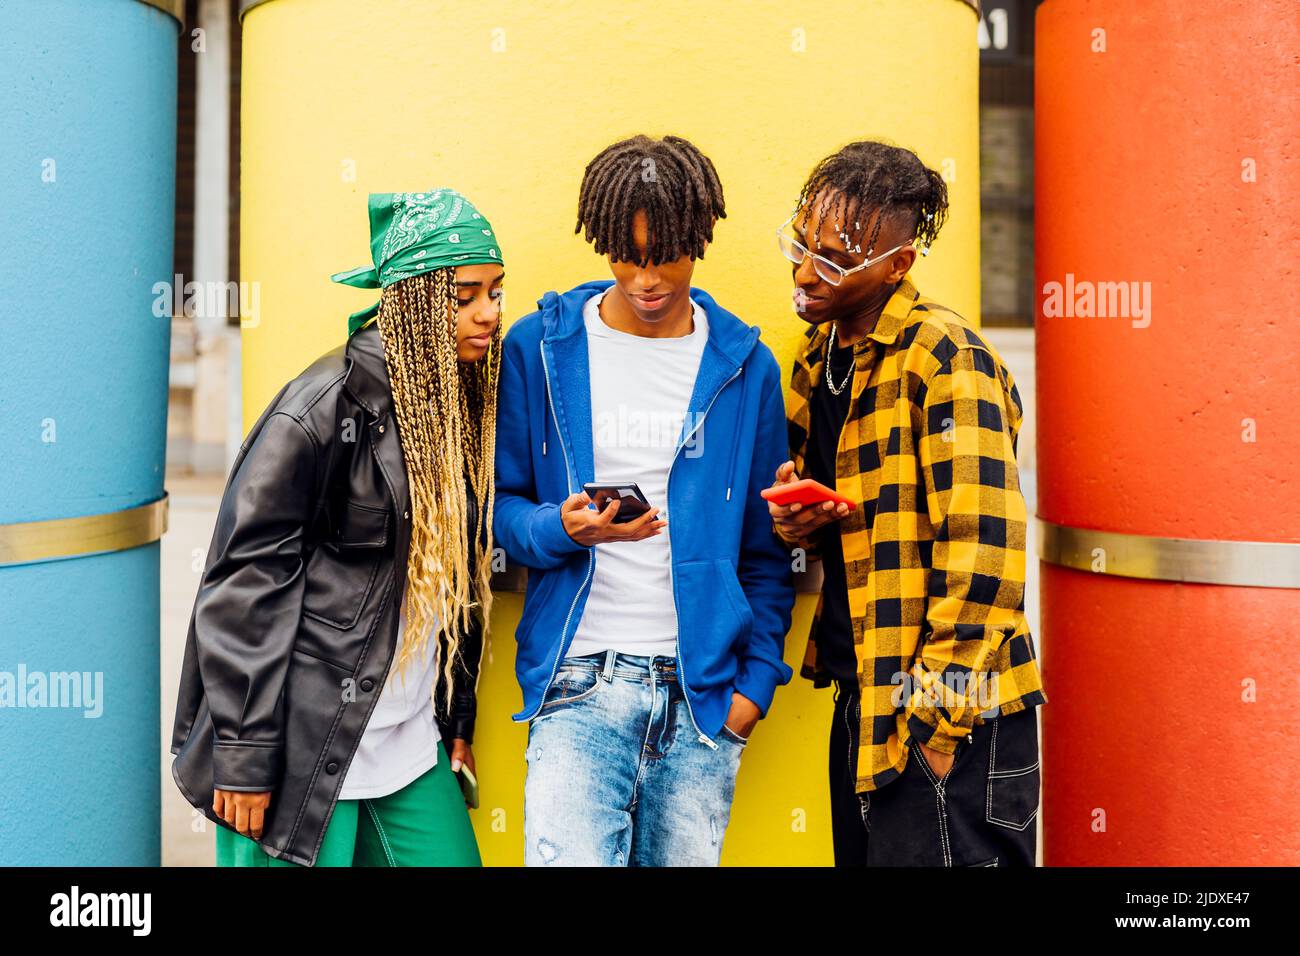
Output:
top-left (493, 280), bottom-right (795, 747)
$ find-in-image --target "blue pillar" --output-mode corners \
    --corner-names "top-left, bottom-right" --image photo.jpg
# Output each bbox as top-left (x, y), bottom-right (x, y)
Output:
top-left (0, 0), bottom-right (179, 865)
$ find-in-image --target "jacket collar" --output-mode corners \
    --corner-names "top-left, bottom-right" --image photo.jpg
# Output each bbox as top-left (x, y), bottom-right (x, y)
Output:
top-left (796, 274), bottom-right (922, 379)
top-left (341, 323), bottom-right (412, 525)
top-left (535, 280), bottom-right (762, 490)
top-left (536, 279), bottom-right (761, 364)
top-left (866, 275), bottom-right (921, 346)
top-left (343, 323), bottom-right (393, 418)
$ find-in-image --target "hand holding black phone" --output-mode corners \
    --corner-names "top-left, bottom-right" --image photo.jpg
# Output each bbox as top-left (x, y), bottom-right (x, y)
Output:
top-left (582, 482), bottom-right (653, 524)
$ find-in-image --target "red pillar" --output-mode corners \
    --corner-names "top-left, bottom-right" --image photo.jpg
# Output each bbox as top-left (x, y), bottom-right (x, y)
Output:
top-left (1035, 0), bottom-right (1300, 865)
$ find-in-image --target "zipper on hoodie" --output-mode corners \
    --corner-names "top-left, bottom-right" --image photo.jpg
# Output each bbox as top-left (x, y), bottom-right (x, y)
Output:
top-left (666, 363), bottom-right (743, 750)
top-left (520, 339), bottom-right (595, 722)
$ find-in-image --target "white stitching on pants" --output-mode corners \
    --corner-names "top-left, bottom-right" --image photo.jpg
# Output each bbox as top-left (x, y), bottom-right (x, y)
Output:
top-left (843, 688), bottom-right (855, 789)
top-left (364, 799), bottom-right (397, 866)
top-left (936, 786), bottom-right (951, 866)
top-left (913, 743), bottom-right (953, 866)
top-left (986, 719), bottom-right (997, 824)
top-left (990, 764), bottom-right (1040, 779)
top-left (846, 690), bottom-right (869, 831)
top-left (986, 717), bottom-right (1040, 777)
top-left (986, 718), bottom-right (1041, 830)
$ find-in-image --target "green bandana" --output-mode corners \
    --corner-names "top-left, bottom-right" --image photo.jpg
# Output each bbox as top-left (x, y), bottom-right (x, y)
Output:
top-left (331, 189), bottom-right (503, 336)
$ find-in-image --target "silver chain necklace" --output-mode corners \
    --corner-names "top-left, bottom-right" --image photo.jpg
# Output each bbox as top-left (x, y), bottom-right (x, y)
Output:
top-left (824, 322), bottom-right (853, 395)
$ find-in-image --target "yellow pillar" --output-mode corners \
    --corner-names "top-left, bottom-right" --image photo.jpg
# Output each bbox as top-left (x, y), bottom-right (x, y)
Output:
top-left (240, 0), bottom-right (981, 865)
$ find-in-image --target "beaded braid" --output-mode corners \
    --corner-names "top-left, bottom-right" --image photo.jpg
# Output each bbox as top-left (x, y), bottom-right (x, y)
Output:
top-left (375, 267), bottom-right (501, 711)
top-left (795, 140), bottom-right (949, 258)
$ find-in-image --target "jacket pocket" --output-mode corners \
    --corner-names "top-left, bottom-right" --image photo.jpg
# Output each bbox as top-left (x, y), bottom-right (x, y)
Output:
top-left (515, 567), bottom-right (560, 651)
top-left (718, 723), bottom-right (749, 748)
top-left (718, 559), bottom-right (755, 640)
top-left (538, 660), bottom-right (603, 712)
top-left (675, 559), bottom-right (751, 690)
top-left (985, 711), bottom-right (1041, 831)
top-left (330, 499), bottom-right (390, 550)
top-left (301, 500), bottom-right (389, 630)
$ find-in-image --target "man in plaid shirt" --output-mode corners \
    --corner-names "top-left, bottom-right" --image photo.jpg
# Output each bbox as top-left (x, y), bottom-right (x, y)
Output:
top-left (767, 142), bottom-right (1047, 866)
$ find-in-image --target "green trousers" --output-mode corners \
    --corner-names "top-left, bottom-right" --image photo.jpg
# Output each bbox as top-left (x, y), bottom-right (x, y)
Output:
top-left (216, 741), bottom-right (482, 867)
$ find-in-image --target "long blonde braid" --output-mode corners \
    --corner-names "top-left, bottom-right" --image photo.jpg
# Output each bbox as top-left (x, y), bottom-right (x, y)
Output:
top-left (375, 267), bottom-right (501, 710)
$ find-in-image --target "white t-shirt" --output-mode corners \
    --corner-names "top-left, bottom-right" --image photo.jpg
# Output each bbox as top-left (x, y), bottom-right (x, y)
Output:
top-left (566, 288), bottom-right (708, 660)
top-left (338, 592), bottom-right (442, 800)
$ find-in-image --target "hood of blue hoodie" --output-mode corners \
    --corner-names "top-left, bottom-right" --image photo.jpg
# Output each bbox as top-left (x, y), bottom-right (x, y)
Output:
top-left (535, 279), bottom-right (762, 367)
top-left (532, 279), bottom-right (763, 500)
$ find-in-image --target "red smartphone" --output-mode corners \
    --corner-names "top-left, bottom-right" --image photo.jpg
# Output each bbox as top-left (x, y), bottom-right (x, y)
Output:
top-left (761, 477), bottom-right (857, 510)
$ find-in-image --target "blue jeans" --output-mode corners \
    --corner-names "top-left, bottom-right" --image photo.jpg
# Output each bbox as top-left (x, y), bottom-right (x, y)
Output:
top-left (523, 650), bottom-right (747, 866)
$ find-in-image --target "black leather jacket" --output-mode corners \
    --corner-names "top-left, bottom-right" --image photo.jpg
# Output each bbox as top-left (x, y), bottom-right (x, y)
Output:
top-left (169, 324), bottom-right (482, 866)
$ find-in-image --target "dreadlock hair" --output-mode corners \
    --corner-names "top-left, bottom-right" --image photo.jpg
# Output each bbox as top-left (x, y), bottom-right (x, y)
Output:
top-left (374, 266), bottom-right (501, 712)
top-left (795, 140), bottom-right (949, 259)
top-left (575, 134), bottom-right (726, 266)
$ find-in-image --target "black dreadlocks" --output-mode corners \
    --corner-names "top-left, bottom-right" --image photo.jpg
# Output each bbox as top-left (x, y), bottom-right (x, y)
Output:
top-left (576, 134), bottom-right (726, 266)
top-left (795, 140), bottom-right (949, 259)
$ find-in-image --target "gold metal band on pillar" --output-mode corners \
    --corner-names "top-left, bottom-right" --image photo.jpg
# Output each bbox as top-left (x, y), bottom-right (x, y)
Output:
top-left (0, 495), bottom-right (170, 568)
top-left (1037, 518), bottom-right (1300, 590)
top-left (137, 0), bottom-right (185, 24)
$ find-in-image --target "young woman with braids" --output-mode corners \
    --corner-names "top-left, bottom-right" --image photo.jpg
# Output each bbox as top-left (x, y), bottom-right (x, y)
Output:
top-left (170, 189), bottom-right (505, 866)
top-left (766, 141), bottom-right (1047, 866)
top-left (494, 135), bottom-right (795, 866)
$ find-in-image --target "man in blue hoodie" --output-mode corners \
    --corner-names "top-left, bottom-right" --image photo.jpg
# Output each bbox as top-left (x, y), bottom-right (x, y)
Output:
top-left (493, 134), bottom-right (795, 866)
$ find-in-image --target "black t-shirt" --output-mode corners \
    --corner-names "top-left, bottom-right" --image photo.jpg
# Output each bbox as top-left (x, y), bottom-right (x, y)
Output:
top-left (807, 335), bottom-right (858, 683)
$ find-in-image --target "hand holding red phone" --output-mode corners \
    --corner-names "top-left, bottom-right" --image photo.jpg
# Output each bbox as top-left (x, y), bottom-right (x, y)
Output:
top-left (765, 461), bottom-right (853, 545)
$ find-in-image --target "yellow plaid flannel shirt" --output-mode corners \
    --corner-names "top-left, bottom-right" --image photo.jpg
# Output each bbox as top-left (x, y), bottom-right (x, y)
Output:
top-left (784, 276), bottom-right (1046, 793)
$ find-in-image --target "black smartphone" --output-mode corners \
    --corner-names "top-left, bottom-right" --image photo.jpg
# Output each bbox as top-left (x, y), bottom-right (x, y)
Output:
top-left (582, 482), bottom-right (653, 524)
